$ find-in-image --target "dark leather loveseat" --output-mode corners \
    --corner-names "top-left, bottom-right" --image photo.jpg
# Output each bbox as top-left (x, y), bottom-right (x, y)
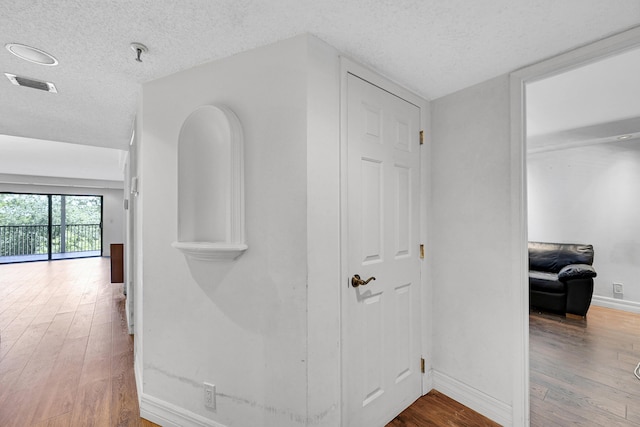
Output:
top-left (529, 242), bottom-right (597, 317)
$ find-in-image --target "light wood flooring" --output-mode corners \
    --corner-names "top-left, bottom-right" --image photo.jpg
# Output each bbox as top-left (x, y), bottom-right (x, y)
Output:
top-left (0, 258), bottom-right (498, 427)
top-left (8, 258), bottom-right (636, 426)
top-left (530, 305), bottom-right (640, 426)
top-left (0, 257), bottom-right (157, 426)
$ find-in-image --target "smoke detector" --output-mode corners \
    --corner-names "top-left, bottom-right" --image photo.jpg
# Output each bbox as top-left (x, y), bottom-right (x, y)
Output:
top-left (5, 73), bottom-right (57, 93)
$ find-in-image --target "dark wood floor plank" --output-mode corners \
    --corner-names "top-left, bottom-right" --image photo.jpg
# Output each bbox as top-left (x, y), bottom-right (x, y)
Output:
top-left (530, 306), bottom-right (640, 426)
top-left (387, 390), bottom-right (500, 427)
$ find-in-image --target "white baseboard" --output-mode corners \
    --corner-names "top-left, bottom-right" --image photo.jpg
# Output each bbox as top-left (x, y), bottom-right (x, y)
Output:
top-left (140, 393), bottom-right (226, 427)
top-left (135, 356), bottom-right (143, 406)
top-left (125, 297), bottom-right (134, 334)
top-left (431, 370), bottom-right (512, 427)
top-left (592, 295), bottom-right (640, 314)
top-left (423, 368), bottom-right (434, 393)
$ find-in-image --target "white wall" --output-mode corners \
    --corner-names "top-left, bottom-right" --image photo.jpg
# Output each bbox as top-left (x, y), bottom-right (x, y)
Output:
top-left (0, 135), bottom-right (126, 182)
top-left (528, 140), bottom-right (640, 302)
top-left (139, 32), bottom-right (517, 427)
top-left (305, 37), bottom-right (341, 426)
top-left (526, 46), bottom-right (640, 137)
top-left (102, 189), bottom-right (125, 257)
top-left (430, 75), bottom-right (514, 423)
top-left (138, 35), bottom-right (341, 427)
top-left (0, 179), bottom-right (124, 257)
top-left (123, 136), bottom-right (137, 333)
top-left (133, 108), bottom-right (144, 396)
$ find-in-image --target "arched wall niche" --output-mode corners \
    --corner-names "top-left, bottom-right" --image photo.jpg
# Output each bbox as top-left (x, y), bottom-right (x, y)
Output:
top-left (172, 104), bottom-right (247, 261)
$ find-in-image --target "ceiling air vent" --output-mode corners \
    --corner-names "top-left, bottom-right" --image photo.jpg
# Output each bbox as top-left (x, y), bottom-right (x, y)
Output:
top-left (5, 73), bottom-right (57, 93)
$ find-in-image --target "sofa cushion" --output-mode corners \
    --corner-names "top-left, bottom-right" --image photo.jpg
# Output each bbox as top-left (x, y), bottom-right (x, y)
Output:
top-left (529, 271), bottom-right (565, 293)
top-left (529, 242), bottom-right (594, 273)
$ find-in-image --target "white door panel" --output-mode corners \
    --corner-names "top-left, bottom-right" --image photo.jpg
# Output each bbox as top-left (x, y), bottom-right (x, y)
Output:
top-left (344, 73), bottom-right (422, 427)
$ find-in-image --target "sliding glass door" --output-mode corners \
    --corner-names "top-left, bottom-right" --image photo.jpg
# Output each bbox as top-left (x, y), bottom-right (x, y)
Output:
top-left (0, 193), bottom-right (50, 262)
top-left (0, 192), bottom-right (102, 263)
top-left (51, 195), bottom-right (102, 260)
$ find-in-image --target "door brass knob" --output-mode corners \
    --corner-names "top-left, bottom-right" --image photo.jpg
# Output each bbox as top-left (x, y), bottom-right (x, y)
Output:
top-left (351, 274), bottom-right (376, 288)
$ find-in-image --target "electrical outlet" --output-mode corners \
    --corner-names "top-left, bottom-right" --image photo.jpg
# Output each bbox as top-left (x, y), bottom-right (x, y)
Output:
top-left (204, 382), bottom-right (216, 410)
top-left (613, 283), bottom-right (623, 299)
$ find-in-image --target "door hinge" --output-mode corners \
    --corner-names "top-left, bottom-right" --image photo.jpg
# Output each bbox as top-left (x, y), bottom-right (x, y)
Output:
top-left (421, 357), bottom-right (425, 373)
top-left (419, 130), bottom-right (424, 145)
top-left (419, 244), bottom-right (425, 259)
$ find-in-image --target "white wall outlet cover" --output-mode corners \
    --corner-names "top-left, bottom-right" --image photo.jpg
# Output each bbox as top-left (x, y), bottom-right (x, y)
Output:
top-left (204, 382), bottom-right (216, 410)
top-left (613, 283), bottom-right (623, 294)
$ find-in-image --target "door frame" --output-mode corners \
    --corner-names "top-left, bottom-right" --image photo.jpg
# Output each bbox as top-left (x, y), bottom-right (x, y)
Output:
top-left (125, 121), bottom-right (138, 335)
top-left (510, 25), bottom-right (640, 426)
top-left (339, 57), bottom-right (431, 425)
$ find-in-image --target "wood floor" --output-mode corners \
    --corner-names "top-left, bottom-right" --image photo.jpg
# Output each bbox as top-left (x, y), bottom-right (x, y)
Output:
top-left (530, 306), bottom-right (640, 426)
top-left (392, 306), bottom-right (640, 427)
top-left (0, 257), bottom-right (157, 426)
top-left (0, 258), bottom-right (497, 427)
top-left (6, 258), bottom-right (638, 426)
top-left (387, 390), bottom-right (500, 426)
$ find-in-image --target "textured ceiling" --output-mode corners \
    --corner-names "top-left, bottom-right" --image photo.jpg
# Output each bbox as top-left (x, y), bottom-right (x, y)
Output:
top-left (1, 0), bottom-right (639, 150)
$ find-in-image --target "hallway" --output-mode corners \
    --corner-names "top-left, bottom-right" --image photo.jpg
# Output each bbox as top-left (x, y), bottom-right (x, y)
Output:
top-left (0, 257), bottom-right (499, 427)
top-left (0, 257), bottom-right (153, 426)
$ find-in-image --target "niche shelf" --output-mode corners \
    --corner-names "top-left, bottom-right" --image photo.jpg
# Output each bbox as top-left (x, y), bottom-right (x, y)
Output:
top-left (172, 105), bottom-right (247, 261)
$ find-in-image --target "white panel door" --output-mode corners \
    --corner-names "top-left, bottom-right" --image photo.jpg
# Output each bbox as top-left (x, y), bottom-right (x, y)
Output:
top-left (344, 73), bottom-right (422, 426)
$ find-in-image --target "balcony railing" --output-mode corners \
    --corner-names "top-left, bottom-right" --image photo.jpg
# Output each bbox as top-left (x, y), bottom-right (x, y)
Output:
top-left (0, 224), bottom-right (101, 257)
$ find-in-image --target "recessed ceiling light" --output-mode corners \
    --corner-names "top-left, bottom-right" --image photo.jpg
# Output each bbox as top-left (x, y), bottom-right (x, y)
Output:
top-left (5, 43), bottom-right (58, 66)
top-left (617, 134), bottom-right (633, 140)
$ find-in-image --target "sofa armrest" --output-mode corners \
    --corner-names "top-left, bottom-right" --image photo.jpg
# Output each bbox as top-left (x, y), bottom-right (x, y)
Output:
top-left (558, 264), bottom-right (597, 281)
top-left (564, 276), bottom-right (595, 316)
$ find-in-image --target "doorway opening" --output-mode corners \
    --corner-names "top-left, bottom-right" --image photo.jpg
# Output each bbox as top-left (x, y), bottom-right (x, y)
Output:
top-left (0, 192), bottom-right (103, 263)
top-left (525, 43), bottom-right (640, 426)
top-left (510, 26), bottom-right (640, 426)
